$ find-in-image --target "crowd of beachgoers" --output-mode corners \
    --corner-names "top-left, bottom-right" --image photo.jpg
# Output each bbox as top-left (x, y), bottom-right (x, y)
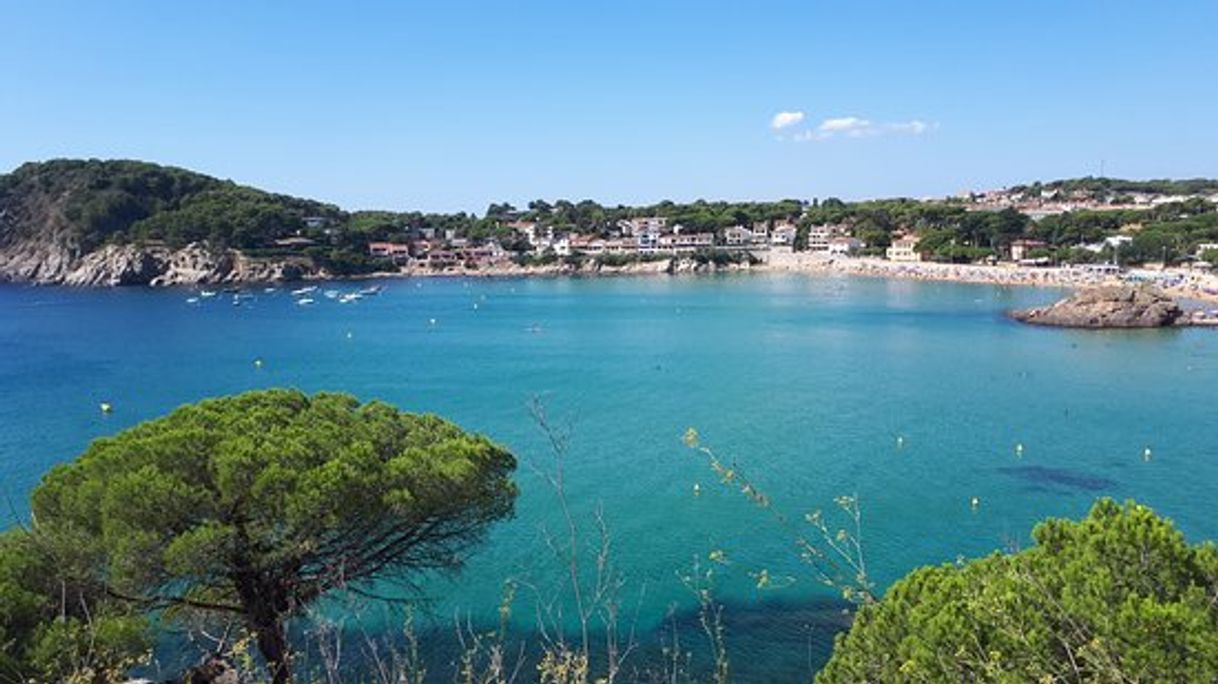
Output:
top-left (764, 251), bottom-right (1218, 304)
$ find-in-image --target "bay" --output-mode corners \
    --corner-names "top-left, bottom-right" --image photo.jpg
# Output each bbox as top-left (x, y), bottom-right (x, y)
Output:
top-left (2, 274), bottom-right (1215, 680)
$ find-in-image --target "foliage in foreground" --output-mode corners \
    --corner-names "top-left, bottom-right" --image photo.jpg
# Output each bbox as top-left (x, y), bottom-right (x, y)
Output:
top-left (817, 498), bottom-right (1218, 683)
top-left (26, 389), bottom-right (517, 684)
top-left (0, 529), bottom-right (150, 683)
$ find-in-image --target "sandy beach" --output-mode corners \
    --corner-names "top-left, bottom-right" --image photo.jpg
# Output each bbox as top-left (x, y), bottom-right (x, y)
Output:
top-left (764, 251), bottom-right (1218, 304)
top-left (365, 249), bottom-right (1218, 305)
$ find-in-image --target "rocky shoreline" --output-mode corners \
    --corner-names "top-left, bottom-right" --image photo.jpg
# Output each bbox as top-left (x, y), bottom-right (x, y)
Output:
top-left (0, 242), bottom-right (759, 286)
top-left (0, 241), bottom-right (321, 286)
top-left (5, 243), bottom-right (1218, 311)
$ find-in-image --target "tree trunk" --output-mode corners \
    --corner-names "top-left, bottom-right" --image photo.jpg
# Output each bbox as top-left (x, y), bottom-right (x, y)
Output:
top-left (254, 618), bottom-right (292, 684)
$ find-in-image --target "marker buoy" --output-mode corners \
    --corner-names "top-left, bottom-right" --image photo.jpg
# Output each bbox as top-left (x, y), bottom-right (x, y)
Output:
top-left (99, 402), bottom-right (113, 414)
top-left (970, 496), bottom-right (980, 511)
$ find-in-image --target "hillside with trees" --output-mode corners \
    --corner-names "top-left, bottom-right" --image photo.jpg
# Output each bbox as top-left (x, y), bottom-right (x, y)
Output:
top-left (4, 158), bottom-right (1218, 285)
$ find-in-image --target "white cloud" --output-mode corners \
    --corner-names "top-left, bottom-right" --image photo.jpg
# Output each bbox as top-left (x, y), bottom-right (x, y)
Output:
top-left (885, 120), bottom-right (932, 136)
top-left (780, 115), bottom-right (935, 141)
top-left (818, 117), bottom-right (873, 136)
top-left (770, 111), bottom-right (806, 131)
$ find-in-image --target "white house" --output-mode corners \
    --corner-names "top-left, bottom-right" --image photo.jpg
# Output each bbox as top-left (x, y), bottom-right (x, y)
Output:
top-left (806, 226), bottom-right (833, 252)
top-left (618, 217), bottom-right (668, 236)
top-left (770, 224), bottom-right (797, 246)
top-left (886, 235), bottom-right (922, 262)
top-left (724, 226), bottom-right (753, 246)
top-left (827, 237), bottom-right (864, 256)
top-left (658, 233), bottom-right (714, 253)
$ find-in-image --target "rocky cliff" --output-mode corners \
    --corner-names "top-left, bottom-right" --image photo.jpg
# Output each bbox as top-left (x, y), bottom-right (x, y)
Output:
top-left (1010, 286), bottom-right (1185, 328)
top-left (0, 239), bottom-right (320, 286)
top-left (0, 159), bottom-right (331, 286)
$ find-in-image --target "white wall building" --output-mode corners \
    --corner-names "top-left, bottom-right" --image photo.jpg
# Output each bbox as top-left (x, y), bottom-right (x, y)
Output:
top-left (886, 235), bottom-right (922, 262)
top-left (828, 237), bottom-right (864, 256)
top-left (618, 217), bottom-right (668, 236)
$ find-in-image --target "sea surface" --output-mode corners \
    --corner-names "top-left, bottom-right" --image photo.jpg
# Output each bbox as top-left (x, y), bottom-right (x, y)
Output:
top-left (3, 274), bottom-right (1217, 680)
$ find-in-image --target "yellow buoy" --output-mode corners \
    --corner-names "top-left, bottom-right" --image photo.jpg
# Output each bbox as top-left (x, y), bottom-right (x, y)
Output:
top-left (99, 402), bottom-right (112, 414)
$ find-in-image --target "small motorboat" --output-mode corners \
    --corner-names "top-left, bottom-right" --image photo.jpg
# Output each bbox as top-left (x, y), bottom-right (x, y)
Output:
top-left (200, 290), bottom-right (217, 298)
top-left (291, 286), bottom-right (318, 296)
top-left (297, 298), bottom-right (315, 306)
top-left (359, 285), bottom-right (383, 296)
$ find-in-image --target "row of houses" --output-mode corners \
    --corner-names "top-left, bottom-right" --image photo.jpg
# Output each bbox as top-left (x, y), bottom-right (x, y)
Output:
top-left (368, 240), bottom-right (510, 269)
top-left (513, 217), bottom-right (804, 254)
top-left (368, 216), bottom-right (880, 269)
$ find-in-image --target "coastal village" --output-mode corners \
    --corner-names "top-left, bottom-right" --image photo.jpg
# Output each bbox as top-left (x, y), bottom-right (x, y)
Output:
top-left (4, 160), bottom-right (1218, 301)
top-left (351, 182), bottom-right (1218, 303)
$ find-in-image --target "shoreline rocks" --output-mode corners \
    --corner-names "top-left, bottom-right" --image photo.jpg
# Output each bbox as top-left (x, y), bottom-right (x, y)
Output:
top-left (0, 241), bottom-right (322, 286)
top-left (1009, 286), bottom-right (1185, 328)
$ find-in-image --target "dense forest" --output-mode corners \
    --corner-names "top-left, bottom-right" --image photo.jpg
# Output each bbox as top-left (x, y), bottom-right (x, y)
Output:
top-left (3, 159), bottom-right (1218, 270)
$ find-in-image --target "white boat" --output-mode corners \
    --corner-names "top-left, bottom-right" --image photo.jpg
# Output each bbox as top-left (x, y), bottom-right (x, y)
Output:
top-left (323, 290), bottom-right (340, 299)
top-left (263, 287), bottom-right (278, 293)
top-left (359, 285), bottom-right (383, 296)
top-left (297, 298), bottom-right (315, 305)
top-left (185, 297), bottom-right (199, 304)
top-left (200, 290), bottom-right (217, 298)
top-left (291, 286), bottom-right (318, 296)
top-left (338, 293), bottom-right (362, 303)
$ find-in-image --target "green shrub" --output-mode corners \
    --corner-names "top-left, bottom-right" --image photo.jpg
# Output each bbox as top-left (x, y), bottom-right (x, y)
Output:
top-left (818, 499), bottom-right (1218, 683)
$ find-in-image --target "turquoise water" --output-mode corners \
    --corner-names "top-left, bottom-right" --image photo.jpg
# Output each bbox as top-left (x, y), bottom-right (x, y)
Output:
top-left (3, 274), bottom-right (1218, 680)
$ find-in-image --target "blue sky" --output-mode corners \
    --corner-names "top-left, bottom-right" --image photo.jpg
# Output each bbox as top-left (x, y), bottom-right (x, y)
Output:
top-left (4, 1), bottom-right (1217, 212)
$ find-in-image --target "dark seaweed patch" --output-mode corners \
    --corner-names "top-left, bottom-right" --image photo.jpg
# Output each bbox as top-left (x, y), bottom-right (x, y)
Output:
top-left (997, 465), bottom-right (1115, 492)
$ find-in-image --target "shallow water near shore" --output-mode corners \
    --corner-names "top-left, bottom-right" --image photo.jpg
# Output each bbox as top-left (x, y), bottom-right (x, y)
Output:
top-left (3, 273), bottom-right (1218, 680)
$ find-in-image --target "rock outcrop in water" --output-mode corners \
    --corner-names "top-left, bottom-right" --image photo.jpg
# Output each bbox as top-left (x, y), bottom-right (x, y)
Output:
top-left (1010, 285), bottom-right (1185, 328)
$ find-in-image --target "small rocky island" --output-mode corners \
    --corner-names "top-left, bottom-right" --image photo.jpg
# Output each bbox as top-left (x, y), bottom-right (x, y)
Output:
top-left (1010, 285), bottom-right (1186, 328)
